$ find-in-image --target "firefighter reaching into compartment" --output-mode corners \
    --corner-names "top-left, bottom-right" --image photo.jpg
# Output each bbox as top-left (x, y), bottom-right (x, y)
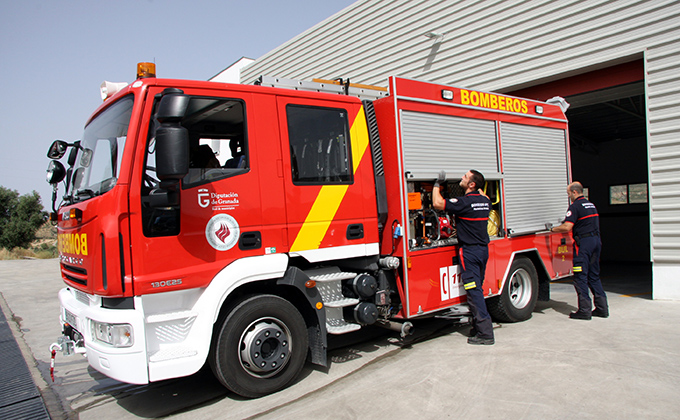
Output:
top-left (433, 170), bottom-right (495, 345)
top-left (549, 182), bottom-right (609, 320)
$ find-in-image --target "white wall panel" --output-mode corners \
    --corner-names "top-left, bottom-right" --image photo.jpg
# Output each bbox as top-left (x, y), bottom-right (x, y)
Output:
top-left (240, 0), bottom-right (680, 298)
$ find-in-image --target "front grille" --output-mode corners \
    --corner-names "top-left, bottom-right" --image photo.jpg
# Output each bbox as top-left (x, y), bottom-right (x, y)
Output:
top-left (61, 263), bottom-right (87, 286)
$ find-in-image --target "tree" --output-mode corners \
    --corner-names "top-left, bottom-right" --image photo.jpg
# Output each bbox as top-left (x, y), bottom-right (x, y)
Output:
top-left (0, 186), bottom-right (46, 250)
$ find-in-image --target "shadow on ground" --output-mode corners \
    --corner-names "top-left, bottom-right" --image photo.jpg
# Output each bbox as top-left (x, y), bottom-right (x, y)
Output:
top-left (86, 261), bottom-right (652, 417)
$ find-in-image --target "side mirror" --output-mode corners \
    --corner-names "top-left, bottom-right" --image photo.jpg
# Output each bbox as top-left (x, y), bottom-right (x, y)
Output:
top-left (154, 93), bottom-right (190, 182)
top-left (156, 126), bottom-right (189, 181)
top-left (46, 160), bottom-right (66, 185)
top-left (156, 91), bottom-right (190, 122)
top-left (67, 141), bottom-right (81, 166)
top-left (47, 140), bottom-right (69, 159)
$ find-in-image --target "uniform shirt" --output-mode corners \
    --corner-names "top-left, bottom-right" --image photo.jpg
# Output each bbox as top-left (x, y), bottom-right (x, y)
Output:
top-left (445, 191), bottom-right (491, 246)
top-left (563, 196), bottom-right (600, 237)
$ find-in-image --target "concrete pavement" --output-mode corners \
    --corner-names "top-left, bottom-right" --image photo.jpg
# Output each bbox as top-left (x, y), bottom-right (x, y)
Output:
top-left (0, 258), bottom-right (678, 419)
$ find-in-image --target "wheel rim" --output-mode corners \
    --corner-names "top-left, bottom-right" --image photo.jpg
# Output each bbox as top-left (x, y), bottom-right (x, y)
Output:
top-left (239, 317), bottom-right (292, 378)
top-left (508, 268), bottom-right (532, 309)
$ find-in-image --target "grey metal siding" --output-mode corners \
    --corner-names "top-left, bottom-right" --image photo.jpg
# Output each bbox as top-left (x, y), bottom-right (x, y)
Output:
top-left (400, 110), bottom-right (499, 180)
top-left (500, 123), bottom-right (570, 236)
top-left (647, 40), bottom-right (680, 264)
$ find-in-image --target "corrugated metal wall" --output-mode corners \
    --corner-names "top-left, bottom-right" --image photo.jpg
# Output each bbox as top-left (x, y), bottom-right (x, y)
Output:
top-left (240, 0), bottom-right (680, 298)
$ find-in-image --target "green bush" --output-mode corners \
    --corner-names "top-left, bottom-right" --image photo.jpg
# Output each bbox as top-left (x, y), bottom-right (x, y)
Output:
top-left (0, 186), bottom-right (46, 250)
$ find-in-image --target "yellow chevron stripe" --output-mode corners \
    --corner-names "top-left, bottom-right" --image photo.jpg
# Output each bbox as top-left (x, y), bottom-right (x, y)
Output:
top-left (290, 107), bottom-right (370, 252)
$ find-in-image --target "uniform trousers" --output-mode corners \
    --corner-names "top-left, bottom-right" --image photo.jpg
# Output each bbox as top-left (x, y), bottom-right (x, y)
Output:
top-left (460, 245), bottom-right (494, 339)
top-left (573, 235), bottom-right (608, 314)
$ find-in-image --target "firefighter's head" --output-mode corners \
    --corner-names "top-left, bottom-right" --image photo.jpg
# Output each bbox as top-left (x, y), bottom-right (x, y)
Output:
top-left (567, 182), bottom-right (584, 202)
top-left (461, 169), bottom-right (485, 191)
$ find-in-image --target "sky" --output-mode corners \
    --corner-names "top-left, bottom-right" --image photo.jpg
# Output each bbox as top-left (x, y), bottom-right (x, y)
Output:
top-left (0, 0), bottom-right (356, 209)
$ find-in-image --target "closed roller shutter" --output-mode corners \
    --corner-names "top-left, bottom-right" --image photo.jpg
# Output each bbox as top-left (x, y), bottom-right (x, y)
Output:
top-left (400, 110), bottom-right (500, 180)
top-left (501, 122), bottom-right (570, 236)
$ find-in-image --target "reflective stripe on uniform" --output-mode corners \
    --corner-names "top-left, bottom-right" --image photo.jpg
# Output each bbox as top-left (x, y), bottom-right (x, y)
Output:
top-left (464, 282), bottom-right (476, 290)
top-left (573, 266), bottom-right (583, 272)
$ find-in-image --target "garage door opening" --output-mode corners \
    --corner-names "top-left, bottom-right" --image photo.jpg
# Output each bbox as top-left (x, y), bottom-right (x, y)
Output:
top-left (565, 82), bottom-right (648, 264)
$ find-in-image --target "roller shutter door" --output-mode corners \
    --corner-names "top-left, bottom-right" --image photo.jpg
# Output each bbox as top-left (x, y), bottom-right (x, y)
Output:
top-left (400, 110), bottom-right (500, 180)
top-left (501, 122), bottom-right (570, 236)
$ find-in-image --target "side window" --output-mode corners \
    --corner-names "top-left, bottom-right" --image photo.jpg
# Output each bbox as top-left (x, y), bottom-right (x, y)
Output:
top-left (286, 105), bottom-right (352, 185)
top-left (182, 98), bottom-right (248, 188)
top-left (141, 96), bottom-right (247, 237)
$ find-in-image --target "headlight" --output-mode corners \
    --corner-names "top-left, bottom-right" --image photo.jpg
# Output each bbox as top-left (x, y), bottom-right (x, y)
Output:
top-left (89, 320), bottom-right (134, 347)
top-left (46, 160), bottom-right (66, 185)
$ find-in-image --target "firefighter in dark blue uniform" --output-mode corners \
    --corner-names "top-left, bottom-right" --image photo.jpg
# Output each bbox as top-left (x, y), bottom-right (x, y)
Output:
top-left (551, 182), bottom-right (609, 320)
top-left (433, 170), bottom-right (494, 345)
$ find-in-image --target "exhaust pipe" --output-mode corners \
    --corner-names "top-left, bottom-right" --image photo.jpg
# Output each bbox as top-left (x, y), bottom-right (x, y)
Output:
top-left (377, 320), bottom-right (414, 338)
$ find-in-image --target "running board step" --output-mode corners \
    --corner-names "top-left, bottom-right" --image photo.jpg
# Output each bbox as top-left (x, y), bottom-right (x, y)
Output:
top-left (326, 318), bottom-right (361, 334)
top-left (307, 268), bottom-right (357, 282)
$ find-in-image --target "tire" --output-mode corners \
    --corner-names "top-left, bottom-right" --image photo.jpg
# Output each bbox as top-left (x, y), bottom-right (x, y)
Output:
top-left (209, 295), bottom-right (308, 398)
top-left (487, 257), bottom-right (538, 323)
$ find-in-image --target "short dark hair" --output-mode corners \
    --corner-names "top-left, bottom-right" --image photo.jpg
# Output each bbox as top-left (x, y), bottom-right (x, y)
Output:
top-left (569, 182), bottom-right (584, 194)
top-left (469, 169), bottom-right (485, 190)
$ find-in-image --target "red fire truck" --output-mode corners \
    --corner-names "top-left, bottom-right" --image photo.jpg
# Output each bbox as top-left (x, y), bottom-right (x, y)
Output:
top-left (46, 63), bottom-right (573, 397)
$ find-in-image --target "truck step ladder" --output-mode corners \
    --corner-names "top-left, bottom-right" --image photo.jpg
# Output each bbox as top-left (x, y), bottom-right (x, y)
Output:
top-left (306, 268), bottom-right (362, 334)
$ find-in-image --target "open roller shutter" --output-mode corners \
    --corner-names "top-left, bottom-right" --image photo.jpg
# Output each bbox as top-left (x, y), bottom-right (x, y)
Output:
top-left (501, 122), bottom-right (570, 236)
top-left (400, 110), bottom-right (500, 180)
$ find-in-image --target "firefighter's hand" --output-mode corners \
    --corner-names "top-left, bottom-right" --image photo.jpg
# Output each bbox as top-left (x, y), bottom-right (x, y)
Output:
top-left (434, 170), bottom-right (446, 188)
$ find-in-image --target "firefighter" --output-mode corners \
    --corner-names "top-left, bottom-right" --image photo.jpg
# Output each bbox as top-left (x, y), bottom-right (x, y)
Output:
top-left (550, 182), bottom-right (609, 320)
top-left (433, 169), bottom-right (494, 345)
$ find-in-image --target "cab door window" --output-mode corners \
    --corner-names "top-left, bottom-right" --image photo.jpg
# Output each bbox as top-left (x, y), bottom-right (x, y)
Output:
top-left (181, 98), bottom-right (248, 188)
top-left (141, 96), bottom-right (248, 237)
top-left (286, 105), bottom-right (352, 185)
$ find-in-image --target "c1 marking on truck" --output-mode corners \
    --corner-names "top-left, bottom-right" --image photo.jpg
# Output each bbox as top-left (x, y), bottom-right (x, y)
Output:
top-left (290, 107), bottom-right (370, 252)
top-left (440, 265), bottom-right (464, 301)
top-left (206, 214), bottom-right (240, 251)
top-left (460, 89), bottom-right (529, 114)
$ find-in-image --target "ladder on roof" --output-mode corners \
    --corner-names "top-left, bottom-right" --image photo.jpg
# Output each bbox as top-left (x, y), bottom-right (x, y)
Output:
top-left (256, 76), bottom-right (389, 101)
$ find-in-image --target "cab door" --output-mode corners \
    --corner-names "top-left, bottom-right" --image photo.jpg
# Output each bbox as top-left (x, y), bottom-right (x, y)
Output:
top-left (275, 96), bottom-right (379, 260)
top-left (129, 87), bottom-right (266, 294)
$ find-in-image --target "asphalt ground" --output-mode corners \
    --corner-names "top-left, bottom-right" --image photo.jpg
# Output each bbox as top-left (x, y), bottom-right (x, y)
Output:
top-left (0, 259), bottom-right (678, 419)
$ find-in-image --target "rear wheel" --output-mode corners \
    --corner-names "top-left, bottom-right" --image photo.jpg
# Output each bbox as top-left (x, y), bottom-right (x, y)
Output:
top-left (209, 295), bottom-right (308, 398)
top-left (487, 257), bottom-right (538, 322)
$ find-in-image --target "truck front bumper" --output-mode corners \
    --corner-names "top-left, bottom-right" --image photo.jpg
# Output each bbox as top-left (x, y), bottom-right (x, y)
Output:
top-left (58, 287), bottom-right (149, 384)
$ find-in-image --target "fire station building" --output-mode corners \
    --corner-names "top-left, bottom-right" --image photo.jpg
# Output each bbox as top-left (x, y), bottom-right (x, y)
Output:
top-left (236, 0), bottom-right (680, 300)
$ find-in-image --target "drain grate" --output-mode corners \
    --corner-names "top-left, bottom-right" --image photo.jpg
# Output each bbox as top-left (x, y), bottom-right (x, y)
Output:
top-left (0, 307), bottom-right (50, 419)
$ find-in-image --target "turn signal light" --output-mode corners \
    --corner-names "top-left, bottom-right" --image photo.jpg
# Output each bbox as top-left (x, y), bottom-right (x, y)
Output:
top-left (69, 208), bottom-right (82, 222)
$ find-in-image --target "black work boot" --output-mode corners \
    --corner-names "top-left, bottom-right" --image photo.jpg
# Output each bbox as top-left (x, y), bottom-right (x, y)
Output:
top-left (467, 335), bottom-right (494, 345)
top-left (569, 311), bottom-right (592, 320)
top-left (593, 296), bottom-right (609, 318)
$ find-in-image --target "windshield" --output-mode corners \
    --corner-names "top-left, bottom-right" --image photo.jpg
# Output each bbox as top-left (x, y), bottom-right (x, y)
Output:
top-left (70, 96), bottom-right (134, 201)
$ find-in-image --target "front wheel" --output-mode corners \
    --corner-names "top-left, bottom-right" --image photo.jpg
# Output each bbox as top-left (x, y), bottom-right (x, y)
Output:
top-left (209, 295), bottom-right (308, 398)
top-left (487, 257), bottom-right (538, 322)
